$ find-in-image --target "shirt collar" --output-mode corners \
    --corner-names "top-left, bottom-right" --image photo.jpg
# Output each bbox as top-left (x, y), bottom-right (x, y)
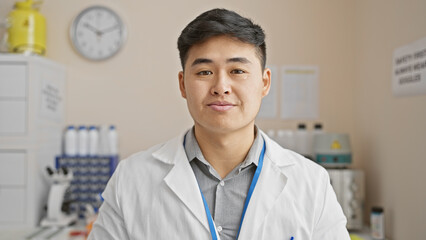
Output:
top-left (183, 126), bottom-right (264, 170)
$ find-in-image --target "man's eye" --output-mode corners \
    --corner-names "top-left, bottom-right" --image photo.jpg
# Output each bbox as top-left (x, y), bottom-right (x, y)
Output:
top-left (231, 69), bottom-right (245, 74)
top-left (197, 71), bottom-right (213, 75)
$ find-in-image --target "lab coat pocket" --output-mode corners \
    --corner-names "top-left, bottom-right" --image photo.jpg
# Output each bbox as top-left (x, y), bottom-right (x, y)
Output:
top-left (260, 196), bottom-right (312, 240)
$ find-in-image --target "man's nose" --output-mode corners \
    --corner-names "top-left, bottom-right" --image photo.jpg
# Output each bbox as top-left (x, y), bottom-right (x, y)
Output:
top-left (211, 72), bottom-right (231, 95)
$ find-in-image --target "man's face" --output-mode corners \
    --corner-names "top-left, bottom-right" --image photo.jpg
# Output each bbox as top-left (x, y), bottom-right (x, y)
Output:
top-left (179, 35), bottom-right (271, 134)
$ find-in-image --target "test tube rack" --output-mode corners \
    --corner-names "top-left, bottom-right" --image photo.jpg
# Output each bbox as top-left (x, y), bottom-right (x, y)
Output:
top-left (55, 155), bottom-right (119, 217)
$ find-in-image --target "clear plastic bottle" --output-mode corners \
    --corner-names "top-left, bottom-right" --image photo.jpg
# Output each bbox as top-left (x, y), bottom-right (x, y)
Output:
top-left (108, 125), bottom-right (118, 156)
top-left (64, 126), bottom-right (77, 156)
top-left (77, 125), bottom-right (88, 156)
top-left (88, 126), bottom-right (99, 156)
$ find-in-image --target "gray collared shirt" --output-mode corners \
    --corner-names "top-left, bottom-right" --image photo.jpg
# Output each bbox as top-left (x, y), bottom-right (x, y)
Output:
top-left (184, 127), bottom-right (264, 240)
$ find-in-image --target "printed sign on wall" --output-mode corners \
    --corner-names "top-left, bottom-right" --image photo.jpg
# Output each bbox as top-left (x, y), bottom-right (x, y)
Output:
top-left (393, 36), bottom-right (426, 97)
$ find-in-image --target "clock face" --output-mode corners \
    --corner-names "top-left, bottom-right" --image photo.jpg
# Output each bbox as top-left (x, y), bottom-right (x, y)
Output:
top-left (70, 6), bottom-right (126, 61)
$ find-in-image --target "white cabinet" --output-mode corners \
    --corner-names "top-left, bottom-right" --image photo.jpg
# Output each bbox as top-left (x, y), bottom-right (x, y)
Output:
top-left (0, 55), bottom-right (66, 229)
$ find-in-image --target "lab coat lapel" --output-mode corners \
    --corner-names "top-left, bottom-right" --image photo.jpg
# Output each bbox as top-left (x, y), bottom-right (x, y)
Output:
top-left (237, 133), bottom-right (295, 240)
top-left (152, 133), bottom-right (210, 233)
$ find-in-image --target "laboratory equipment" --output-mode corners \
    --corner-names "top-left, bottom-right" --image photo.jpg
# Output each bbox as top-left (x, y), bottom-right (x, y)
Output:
top-left (313, 133), bottom-right (352, 167)
top-left (328, 169), bottom-right (365, 230)
top-left (55, 155), bottom-right (118, 218)
top-left (6, 0), bottom-right (46, 55)
top-left (0, 55), bottom-right (65, 229)
top-left (40, 167), bottom-right (78, 227)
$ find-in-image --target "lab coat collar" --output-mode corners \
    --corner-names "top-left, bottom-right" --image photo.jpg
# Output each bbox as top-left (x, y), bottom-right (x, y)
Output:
top-left (152, 130), bottom-right (297, 238)
top-left (152, 131), bottom-right (210, 233)
top-left (152, 130), bottom-right (297, 167)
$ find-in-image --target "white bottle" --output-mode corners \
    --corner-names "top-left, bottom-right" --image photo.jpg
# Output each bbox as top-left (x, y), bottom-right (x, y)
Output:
top-left (295, 123), bottom-right (311, 158)
top-left (88, 126), bottom-right (99, 156)
top-left (98, 125), bottom-right (109, 156)
top-left (64, 126), bottom-right (77, 156)
top-left (77, 125), bottom-right (88, 156)
top-left (108, 125), bottom-right (118, 156)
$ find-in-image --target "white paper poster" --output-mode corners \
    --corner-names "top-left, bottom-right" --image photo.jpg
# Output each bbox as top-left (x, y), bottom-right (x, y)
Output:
top-left (258, 65), bottom-right (277, 118)
top-left (40, 75), bottom-right (64, 121)
top-left (280, 66), bottom-right (319, 119)
top-left (393, 36), bottom-right (426, 96)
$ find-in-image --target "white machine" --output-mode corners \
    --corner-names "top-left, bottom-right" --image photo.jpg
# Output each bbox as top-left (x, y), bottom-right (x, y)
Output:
top-left (327, 169), bottom-right (365, 230)
top-left (313, 133), bottom-right (352, 167)
top-left (40, 167), bottom-right (77, 227)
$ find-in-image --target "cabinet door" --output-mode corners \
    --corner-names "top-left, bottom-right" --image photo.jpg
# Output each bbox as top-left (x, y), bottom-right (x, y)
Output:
top-left (0, 151), bottom-right (26, 186)
top-left (0, 100), bottom-right (27, 134)
top-left (0, 63), bottom-right (27, 98)
top-left (0, 188), bottom-right (26, 223)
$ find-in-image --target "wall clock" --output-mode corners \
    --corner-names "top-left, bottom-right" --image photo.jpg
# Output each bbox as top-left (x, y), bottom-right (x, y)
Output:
top-left (70, 6), bottom-right (126, 61)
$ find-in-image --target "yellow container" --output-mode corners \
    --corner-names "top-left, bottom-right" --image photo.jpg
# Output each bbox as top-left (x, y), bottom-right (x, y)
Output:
top-left (7, 0), bottom-right (46, 55)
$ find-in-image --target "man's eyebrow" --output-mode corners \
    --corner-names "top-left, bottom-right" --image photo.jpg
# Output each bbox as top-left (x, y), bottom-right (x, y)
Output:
top-left (191, 58), bottom-right (213, 67)
top-left (227, 57), bottom-right (251, 64)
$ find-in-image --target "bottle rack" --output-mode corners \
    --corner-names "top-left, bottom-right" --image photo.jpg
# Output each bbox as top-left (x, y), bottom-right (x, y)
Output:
top-left (55, 155), bottom-right (119, 217)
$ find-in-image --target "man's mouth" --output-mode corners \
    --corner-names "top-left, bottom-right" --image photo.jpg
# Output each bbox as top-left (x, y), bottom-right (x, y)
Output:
top-left (207, 101), bottom-right (235, 111)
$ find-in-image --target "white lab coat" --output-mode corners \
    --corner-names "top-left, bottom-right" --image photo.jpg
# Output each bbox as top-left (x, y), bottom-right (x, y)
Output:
top-left (88, 131), bottom-right (350, 240)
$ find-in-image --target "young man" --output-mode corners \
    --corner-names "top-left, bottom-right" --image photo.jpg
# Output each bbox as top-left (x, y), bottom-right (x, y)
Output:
top-left (89, 9), bottom-right (350, 240)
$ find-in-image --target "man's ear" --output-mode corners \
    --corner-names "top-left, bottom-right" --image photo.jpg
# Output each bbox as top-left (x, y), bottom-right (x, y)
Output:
top-left (178, 71), bottom-right (187, 99)
top-left (261, 68), bottom-right (271, 98)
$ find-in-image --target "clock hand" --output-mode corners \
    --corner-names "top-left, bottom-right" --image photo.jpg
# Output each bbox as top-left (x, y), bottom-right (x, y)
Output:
top-left (83, 23), bottom-right (102, 36)
top-left (100, 25), bottom-right (119, 34)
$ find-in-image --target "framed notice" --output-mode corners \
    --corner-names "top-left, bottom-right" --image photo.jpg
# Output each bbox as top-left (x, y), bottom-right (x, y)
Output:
top-left (392, 36), bottom-right (426, 97)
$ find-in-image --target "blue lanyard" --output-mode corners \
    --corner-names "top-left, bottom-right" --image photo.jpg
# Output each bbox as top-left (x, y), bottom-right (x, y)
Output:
top-left (197, 141), bottom-right (266, 240)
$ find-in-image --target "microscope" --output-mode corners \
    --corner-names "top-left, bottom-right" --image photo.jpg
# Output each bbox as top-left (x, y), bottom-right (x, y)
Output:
top-left (40, 167), bottom-right (78, 227)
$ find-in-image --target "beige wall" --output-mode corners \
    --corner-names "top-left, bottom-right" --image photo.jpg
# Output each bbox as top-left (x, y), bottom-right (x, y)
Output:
top-left (0, 0), bottom-right (358, 158)
top-left (1, 0), bottom-right (425, 238)
top-left (354, 0), bottom-right (426, 239)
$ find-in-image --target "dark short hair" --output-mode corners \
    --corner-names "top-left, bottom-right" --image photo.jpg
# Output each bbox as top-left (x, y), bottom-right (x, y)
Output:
top-left (177, 8), bottom-right (266, 70)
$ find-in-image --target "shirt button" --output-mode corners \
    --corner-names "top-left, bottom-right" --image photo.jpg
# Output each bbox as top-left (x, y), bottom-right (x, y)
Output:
top-left (217, 226), bottom-right (223, 232)
top-left (220, 181), bottom-right (225, 186)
